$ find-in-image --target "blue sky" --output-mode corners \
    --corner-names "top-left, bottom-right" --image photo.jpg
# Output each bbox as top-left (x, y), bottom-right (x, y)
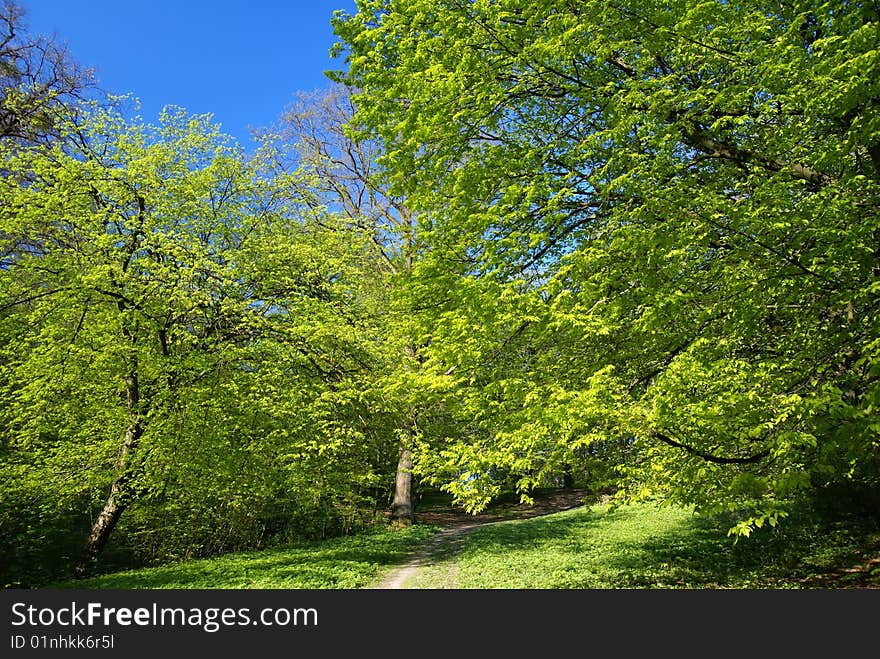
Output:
top-left (21, 1), bottom-right (358, 147)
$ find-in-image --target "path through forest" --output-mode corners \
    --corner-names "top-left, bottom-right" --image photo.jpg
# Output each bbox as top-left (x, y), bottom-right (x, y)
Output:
top-left (373, 489), bottom-right (880, 589)
top-left (373, 488), bottom-right (590, 589)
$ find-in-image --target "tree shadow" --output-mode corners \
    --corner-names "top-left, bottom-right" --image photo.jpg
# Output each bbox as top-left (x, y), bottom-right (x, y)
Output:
top-left (49, 528), bottom-right (439, 589)
top-left (438, 501), bottom-right (880, 589)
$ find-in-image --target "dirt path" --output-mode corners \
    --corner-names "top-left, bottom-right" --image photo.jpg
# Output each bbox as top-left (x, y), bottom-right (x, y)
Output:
top-left (371, 489), bottom-right (880, 589)
top-left (373, 522), bottom-right (484, 589)
top-left (372, 489), bottom-right (590, 589)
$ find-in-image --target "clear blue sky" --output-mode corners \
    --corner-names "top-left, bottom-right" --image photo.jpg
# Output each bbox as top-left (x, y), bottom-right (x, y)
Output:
top-left (21, 0), bottom-right (358, 146)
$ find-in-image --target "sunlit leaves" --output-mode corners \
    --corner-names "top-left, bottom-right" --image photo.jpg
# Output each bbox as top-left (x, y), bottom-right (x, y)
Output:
top-left (0, 101), bottom-right (391, 577)
top-left (334, 0), bottom-right (880, 532)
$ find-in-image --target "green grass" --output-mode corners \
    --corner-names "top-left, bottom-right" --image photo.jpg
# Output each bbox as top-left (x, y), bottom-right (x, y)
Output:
top-left (46, 496), bottom-right (879, 589)
top-left (49, 525), bottom-right (438, 589)
top-left (402, 501), bottom-right (880, 589)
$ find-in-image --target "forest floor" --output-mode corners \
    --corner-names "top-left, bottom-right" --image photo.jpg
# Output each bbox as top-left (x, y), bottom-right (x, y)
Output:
top-left (373, 488), bottom-right (880, 589)
top-left (373, 488), bottom-right (591, 589)
top-left (51, 487), bottom-right (879, 590)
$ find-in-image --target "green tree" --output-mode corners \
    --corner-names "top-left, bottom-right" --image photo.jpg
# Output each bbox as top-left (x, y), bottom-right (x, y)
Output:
top-left (0, 101), bottom-right (377, 578)
top-left (268, 84), bottom-right (455, 525)
top-left (332, 0), bottom-right (880, 531)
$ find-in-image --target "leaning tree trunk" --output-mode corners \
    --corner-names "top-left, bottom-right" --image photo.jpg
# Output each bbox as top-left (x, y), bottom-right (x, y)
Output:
top-left (75, 356), bottom-right (144, 577)
top-left (74, 416), bottom-right (144, 577)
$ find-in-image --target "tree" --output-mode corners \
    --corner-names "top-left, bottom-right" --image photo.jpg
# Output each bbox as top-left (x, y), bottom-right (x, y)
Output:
top-left (0, 0), bottom-right (92, 145)
top-left (267, 84), bottom-right (445, 525)
top-left (332, 0), bottom-right (880, 532)
top-left (0, 101), bottom-right (377, 577)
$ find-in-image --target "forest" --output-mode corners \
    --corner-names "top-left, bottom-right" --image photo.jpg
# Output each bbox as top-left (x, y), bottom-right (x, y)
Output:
top-left (1, 0), bottom-right (878, 588)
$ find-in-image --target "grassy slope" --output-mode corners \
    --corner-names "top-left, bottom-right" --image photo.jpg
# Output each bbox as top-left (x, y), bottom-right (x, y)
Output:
top-left (406, 501), bottom-right (880, 589)
top-left (50, 499), bottom-right (879, 589)
top-left (50, 525), bottom-right (438, 589)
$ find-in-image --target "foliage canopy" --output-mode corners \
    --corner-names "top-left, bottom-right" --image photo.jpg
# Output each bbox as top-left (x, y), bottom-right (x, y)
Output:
top-left (3, 0), bottom-right (880, 585)
top-left (331, 0), bottom-right (880, 531)
top-left (0, 100), bottom-right (392, 583)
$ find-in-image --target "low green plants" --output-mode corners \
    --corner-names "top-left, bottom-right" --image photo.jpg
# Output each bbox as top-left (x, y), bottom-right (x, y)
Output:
top-left (401, 500), bottom-right (880, 589)
top-left (49, 525), bottom-right (437, 589)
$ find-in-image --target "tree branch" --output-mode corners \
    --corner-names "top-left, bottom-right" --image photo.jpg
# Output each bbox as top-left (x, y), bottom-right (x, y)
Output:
top-left (0, 286), bottom-right (70, 312)
top-left (650, 430), bottom-right (770, 465)
top-left (683, 131), bottom-right (834, 186)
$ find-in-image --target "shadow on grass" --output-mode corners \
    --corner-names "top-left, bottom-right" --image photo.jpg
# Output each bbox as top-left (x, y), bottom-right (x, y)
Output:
top-left (607, 515), bottom-right (796, 588)
top-left (51, 526), bottom-right (439, 589)
top-left (446, 500), bottom-right (880, 589)
top-left (49, 496), bottom-right (880, 590)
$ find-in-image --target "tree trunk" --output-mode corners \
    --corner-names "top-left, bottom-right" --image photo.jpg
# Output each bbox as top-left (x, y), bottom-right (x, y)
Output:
top-left (74, 478), bottom-right (128, 578)
top-left (390, 444), bottom-right (414, 525)
top-left (391, 351), bottom-right (419, 526)
top-left (74, 413), bottom-right (144, 577)
top-left (75, 350), bottom-right (144, 577)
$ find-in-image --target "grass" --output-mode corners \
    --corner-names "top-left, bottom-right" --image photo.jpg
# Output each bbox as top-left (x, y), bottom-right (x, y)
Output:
top-left (401, 500), bottom-right (880, 589)
top-left (46, 495), bottom-right (879, 589)
top-left (49, 524), bottom-right (438, 589)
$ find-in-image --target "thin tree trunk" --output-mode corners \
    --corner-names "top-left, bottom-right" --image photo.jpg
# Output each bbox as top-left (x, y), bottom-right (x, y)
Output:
top-left (74, 416), bottom-right (144, 577)
top-left (75, 347), bottom-right (144, 577)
